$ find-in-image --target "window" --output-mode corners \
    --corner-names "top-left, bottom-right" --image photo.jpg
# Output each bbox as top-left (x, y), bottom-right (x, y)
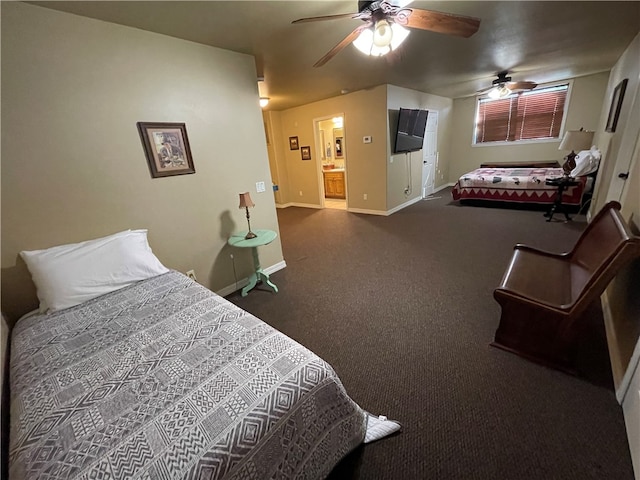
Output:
top-left (474, 84), bottom-right (569, 144)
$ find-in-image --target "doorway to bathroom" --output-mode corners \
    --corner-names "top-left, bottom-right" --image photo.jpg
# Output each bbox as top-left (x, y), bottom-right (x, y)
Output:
top-left (315, 114), bottom-right (347, 210)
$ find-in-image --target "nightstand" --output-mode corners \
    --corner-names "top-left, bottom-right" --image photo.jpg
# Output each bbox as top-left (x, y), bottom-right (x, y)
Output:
top-left (544, 177), bottom-right (581, 222)
top-left (227, 229), bottom-right (278, 297)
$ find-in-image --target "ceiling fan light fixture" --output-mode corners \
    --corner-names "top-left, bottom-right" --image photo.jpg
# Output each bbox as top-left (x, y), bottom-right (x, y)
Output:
top-left (389, 23), bottom-right (410, 50)
top-left (353, 28), bottom-right (375, 55)
top-left (353, 22), bottom-right (409, 57)
top-left (373, 19), bottom-right (393, 47)
top-left (488, 85), bottom-right (511, 99)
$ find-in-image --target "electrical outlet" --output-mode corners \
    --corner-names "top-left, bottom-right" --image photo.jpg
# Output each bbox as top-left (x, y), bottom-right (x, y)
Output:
top-left (363, 193), bottom-right (367, 200)
top-left (186, 270), bottom-right (197, 281)
top-left (299, 190), bottom-right (303, 196)
top-left (256, 181), bottom-right (266, 193)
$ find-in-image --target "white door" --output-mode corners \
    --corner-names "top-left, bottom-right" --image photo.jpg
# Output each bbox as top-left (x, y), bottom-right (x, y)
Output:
top-left (422, 111), bottom-right (438, 198)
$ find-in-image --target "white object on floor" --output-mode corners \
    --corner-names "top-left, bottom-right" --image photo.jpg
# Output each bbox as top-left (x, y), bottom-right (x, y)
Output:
top-left (364, 413), bottom-right (402, 443)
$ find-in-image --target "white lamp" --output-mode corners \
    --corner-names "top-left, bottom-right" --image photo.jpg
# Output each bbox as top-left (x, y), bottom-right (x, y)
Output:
top-left (558, 128), bottom-right (594, 176)
top-left (353, 21), bottom-right (409, 57)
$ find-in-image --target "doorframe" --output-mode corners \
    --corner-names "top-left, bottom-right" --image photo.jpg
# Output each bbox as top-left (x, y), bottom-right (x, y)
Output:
top-left (422, 110), bottom-right (438, 198)
top-left (313, 113), bottom-right (347, 208)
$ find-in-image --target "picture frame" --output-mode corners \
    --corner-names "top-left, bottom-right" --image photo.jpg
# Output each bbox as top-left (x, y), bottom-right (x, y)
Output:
top-left (137, 122), bottom-right (195, 178)
top-left (289, 136), bottom-right (299, 150)
top-left (605, 78), bottom-right (628, 133)
top-left (301, 146), bottom-right (311, 160)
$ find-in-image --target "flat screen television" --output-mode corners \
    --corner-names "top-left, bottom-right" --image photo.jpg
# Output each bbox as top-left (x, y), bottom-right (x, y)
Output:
top-left (394, 108), bottom-right (428, 153)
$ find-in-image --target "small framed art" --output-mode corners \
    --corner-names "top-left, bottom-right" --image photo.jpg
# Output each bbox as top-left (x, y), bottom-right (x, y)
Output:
top-left (301, 146), bottom-right (311, 160)
top-left (289, 136), bottom-right (299, 150)
top-left (605, 78), bottom-right (628, 133)
top-left (137, 122), bottom-right (195, 178)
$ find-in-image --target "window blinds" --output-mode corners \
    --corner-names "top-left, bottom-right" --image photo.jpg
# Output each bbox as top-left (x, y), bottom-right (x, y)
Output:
top-left (475, 85), bottom-right (568, 144)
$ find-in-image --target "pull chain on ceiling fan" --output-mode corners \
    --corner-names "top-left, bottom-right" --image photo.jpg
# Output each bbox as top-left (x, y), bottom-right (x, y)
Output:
top-left (292, 1), bottom-right (481, 67)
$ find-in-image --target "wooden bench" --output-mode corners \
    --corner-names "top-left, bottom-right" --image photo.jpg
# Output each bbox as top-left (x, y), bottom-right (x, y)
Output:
top-left (491, 201), bottom-right (640, 373)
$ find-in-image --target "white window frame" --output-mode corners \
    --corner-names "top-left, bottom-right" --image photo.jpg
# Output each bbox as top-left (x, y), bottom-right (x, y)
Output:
top-left (472, 80), bottom-right (574, 147)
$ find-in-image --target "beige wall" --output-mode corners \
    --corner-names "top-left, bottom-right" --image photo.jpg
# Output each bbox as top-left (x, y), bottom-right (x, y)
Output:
top-left (1, 3), bottom-right (283, 322)
top-left (589, 34), bottom-right (640, 477)
top-left (387, 85), bottom-right (454, 210)
top-left (275, 86), bottom-right (388, 212)
top-left (448, 72), bottom-right (610, 181)
top-left (592, 33), bottom-right (640, 217)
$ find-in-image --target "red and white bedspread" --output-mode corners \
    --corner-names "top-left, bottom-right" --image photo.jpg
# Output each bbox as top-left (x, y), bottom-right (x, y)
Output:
top-left (452, 167), bottom-right (587, 205)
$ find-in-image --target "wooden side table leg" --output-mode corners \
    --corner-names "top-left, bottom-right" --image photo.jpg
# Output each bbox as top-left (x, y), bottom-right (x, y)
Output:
top-left (242, 272), bottom-right (258, 297)
top-left (242, 246), bottom-right (278, 296)
top-left (257, 270), bottom-right (278, 294)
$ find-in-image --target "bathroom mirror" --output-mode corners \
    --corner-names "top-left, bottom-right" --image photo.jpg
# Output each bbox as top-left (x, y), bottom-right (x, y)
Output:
top-left (333, 128), bottom-right (344, 158)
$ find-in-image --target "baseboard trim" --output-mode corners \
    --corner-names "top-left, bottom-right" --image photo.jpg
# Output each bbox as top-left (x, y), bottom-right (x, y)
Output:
top-left (434, 182), bottom-right (455, 193)
top-left (216, 260), bottom-right (287, 297)
top-left (276, 202), bottom-right (322, 209)
top-left (387, 196), bottom-right (423, 215)
top-left (277, 185), bottom-right (454, 216)
top-left (346, 207), bottom-right (388, 216)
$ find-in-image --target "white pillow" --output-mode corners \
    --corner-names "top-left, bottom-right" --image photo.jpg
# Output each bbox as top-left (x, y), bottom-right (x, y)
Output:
top-left (571, 147), bottom-right (601, 177)
top-left (20, 229), bottom-right (169, 313)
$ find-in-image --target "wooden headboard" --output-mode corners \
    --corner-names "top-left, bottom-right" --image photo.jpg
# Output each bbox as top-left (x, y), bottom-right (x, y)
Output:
top-left (479, 161), bottom-right (561, 168)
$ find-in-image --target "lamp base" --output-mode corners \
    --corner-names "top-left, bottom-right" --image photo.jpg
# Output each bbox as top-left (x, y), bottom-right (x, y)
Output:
top-left (245, 231), bottom-right (257, 240)
top-left (562, 151), bottom-right (577, 176)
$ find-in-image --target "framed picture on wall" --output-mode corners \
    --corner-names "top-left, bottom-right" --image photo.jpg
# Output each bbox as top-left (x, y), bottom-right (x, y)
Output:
top-left (605, 78), bottom-right (628, 133)
top-left (289, 136), bottom-right (299, 150)
top-left (137, 122), bottom-right (195, 178)
top-left (301, 146), bottom-right (311, 160)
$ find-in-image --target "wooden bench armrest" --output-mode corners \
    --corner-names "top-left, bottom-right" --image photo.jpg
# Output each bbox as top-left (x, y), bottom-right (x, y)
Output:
top-left (513, 243), bottom-right (571, 259)
top-left (494, 286), bottom-right (571, 312)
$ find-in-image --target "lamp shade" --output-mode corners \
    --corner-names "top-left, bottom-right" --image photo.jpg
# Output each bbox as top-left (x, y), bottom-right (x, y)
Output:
top-left (239, 192), bottom-right (255, 208)
top-left (559, 130), bottom-right (594, 152)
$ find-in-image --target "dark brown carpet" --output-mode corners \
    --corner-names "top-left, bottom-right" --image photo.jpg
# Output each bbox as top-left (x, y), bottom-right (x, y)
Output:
top-left (226, 189), bottom-right (634, 480)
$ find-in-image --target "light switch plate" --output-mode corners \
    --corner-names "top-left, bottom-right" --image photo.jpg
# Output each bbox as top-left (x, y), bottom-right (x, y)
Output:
top-left (256, 181), bottom-right (266, 193)
top-left (363, 136), bottom-right (372, 143)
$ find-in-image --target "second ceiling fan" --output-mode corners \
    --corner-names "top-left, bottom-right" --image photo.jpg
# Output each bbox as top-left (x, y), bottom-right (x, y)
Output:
top-left (478, 71), bottom-right (538, 98)
top-left (292, 1), bottom-right (481, 67)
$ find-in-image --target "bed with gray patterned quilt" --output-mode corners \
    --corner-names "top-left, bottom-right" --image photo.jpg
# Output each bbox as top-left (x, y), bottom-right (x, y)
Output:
top-left (9, 271), bottom-right (391, 479)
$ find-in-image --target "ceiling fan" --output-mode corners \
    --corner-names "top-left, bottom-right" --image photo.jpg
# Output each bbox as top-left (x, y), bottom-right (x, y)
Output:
top-left (479, 71), bottom-right (538, 98)
top-left (292, 1), bottom-right (481, 67)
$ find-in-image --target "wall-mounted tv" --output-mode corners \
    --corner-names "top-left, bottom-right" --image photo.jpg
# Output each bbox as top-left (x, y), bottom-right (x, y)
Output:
top-left (393, 108), bottom-right (428, 153)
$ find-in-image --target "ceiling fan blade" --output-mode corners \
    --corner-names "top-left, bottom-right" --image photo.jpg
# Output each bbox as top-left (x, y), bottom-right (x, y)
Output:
top-left (508, 81), bottom-right (538, 90)
top-left (404, 8), bottom-right (481, 38)
top-left (313, 24), bottom-right (370, 68)
top-left (292, 12), bottom-right (360, 24)
top-left (476, 86), bottom-right (493, 94)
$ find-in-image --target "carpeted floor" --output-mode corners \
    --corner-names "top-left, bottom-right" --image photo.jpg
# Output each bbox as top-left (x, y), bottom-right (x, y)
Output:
top-left (226, 189), bottom-right (634, 480)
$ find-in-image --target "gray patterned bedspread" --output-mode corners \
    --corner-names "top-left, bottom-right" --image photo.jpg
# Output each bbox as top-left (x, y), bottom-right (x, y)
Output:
top-left (9, 271), bottom-right (366, 479)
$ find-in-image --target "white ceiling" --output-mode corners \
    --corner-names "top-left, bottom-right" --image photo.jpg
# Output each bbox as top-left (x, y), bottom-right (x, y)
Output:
top-left (30, 1), bottom-right (640, 110)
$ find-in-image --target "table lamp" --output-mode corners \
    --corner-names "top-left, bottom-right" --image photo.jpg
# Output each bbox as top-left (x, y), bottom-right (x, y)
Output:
top-left (559, 128), bottom-right (594, 176)
top-left (239, 192), bottom-right (257, 239)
